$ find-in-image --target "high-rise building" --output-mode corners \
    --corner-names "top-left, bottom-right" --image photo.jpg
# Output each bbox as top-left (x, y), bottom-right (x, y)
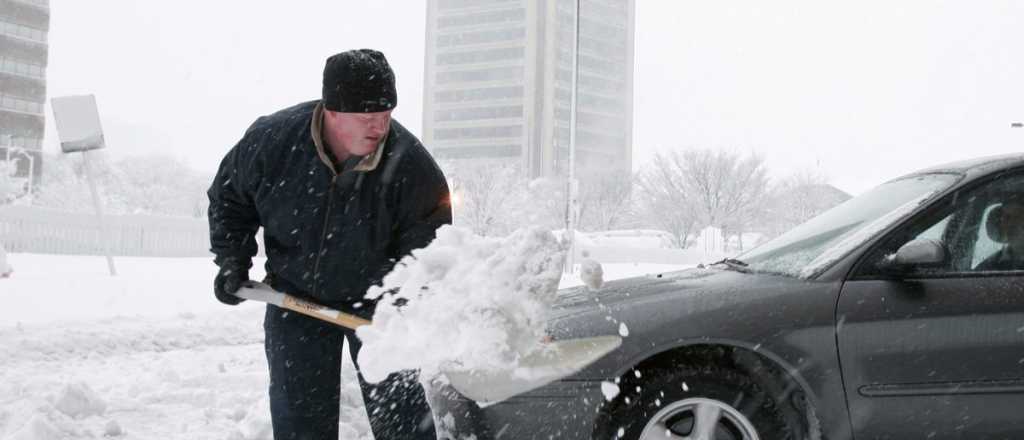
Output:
top-left (0, 0), bottom-right (48, 186)
top-left (423, 0), bottom-right (635, 178)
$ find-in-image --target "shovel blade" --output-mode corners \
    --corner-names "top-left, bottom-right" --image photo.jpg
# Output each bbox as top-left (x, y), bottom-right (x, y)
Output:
top-left (443, 335), bottom-right (622, 403)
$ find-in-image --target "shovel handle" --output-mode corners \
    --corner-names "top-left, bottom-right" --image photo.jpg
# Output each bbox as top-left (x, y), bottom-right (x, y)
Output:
top-left (280, 294), bottom-right (372, 330)
top-left (239, 281), bottom-right (372, 329)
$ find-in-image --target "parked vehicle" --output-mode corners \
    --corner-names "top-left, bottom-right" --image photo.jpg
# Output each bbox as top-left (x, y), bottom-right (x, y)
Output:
top-left (432, 154), bottom-right (1024, 440)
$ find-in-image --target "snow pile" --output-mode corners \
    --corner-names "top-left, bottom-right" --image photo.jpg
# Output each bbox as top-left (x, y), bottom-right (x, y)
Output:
top-left (357, 225), bottom-right (566, 382)
top-left (5, 415), bottom-right (63, 440)
top-left (236, 396), bottom-right (272, 440)
top-left (54, 383), bottom-right (107, 419)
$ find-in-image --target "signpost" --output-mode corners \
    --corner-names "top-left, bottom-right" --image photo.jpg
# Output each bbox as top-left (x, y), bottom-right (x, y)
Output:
top-left (50, 94), bottom-right (117, 276)
top-left (564, 0), bottom-right (581, 274)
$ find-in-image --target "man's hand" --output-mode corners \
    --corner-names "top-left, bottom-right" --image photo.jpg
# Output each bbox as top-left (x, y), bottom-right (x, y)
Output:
top-left (214, 258), bottom-right (250, 305)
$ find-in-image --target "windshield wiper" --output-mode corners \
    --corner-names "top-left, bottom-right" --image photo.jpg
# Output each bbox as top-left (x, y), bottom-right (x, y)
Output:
top-left (710, 258), bottom-right (752, 273)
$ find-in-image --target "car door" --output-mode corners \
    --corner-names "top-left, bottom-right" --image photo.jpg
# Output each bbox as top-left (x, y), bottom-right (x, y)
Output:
top-left (836, 170), bottom-right (1024, 439)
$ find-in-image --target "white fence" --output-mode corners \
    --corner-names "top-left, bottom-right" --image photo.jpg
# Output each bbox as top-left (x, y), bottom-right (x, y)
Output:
top-left (0, 206), bottom-right (212, 257)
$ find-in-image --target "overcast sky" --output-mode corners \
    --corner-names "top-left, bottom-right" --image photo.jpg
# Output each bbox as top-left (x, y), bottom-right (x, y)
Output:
top-left (44, 1), bottom-right (1024, 195)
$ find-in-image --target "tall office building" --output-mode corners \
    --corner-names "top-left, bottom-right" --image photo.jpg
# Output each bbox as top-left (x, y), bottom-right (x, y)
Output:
top-left (0, 0), bottom-right (48, 185)
top-left (423, 0), bottom-right (635, 178)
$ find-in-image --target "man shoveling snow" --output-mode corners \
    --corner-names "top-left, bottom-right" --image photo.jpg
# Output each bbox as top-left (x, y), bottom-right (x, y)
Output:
top-left (209, 49), bottom-right (450, 440)
top-left (234, 225), bottom-right (621, 437)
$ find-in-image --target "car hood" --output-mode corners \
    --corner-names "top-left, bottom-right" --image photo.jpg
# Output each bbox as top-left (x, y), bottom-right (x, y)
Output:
top-left (546, 266), bottom-right (837, 378)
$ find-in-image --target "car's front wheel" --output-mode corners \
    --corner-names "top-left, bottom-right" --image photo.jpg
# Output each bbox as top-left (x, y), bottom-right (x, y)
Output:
top-left (596, 364), bottom-right (818, 440)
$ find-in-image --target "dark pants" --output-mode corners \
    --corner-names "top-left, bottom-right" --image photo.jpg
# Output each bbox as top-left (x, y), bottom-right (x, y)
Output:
top-left (264, 304), bottom-right (436, 440)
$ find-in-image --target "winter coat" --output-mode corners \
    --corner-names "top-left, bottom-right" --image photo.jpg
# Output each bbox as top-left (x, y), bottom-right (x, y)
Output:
top-left (208, 100), bottom-right (451, 318)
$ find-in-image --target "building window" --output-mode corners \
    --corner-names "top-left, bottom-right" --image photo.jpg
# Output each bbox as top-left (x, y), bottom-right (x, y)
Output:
top-left (436, 66), bottom-right (522, 84)
top-left (437, 47), bottom-right (524, 65)
top-left (0, 20), bottom-right (48, 44)
top-left (438, 8), bottom-right (525, 28)
top-left (438, 0), bottom-right (520, 10)
top-left (9, 0), bottom-right (49, 8)
top-left (435, 105), bottom-right (522, 122)
top-left (0, 135), bottom-right (42, 150)
top-left (0, 57), bottom-right (45, 79)
top-left (437, 27), bottom-right (525, 47)
top-left (0, 94), bottom-right (44, 115)
top-left (434, 144), bottom-right (521, 159)
top-left (434, 125), bottom-right (522, 140)
top-left (435, 85), bottom-right (523, 103)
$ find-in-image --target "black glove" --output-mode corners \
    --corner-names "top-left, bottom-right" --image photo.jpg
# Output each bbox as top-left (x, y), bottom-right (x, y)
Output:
top-left (214, 257), bottom-right (251, 306)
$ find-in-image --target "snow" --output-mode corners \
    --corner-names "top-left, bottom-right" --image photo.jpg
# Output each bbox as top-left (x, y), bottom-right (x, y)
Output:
top-left (580, 258), bottom-right (604, 291)
top-left (54, 383), bottom-right (107, 419)
top-left (600, 381), bottom-right (620, 401)
top-left (357, 226), bottom-right (566, 383)
top-left (0, 243), bottom-right (10, 277)
top-left (0, 245), bottom-right (690, 439)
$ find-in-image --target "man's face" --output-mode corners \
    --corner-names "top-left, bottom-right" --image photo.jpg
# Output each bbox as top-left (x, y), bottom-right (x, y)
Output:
top-left (322, 109), bottom-right (392, 157)
top-left (1001, 201), bottom-right (1024, 253)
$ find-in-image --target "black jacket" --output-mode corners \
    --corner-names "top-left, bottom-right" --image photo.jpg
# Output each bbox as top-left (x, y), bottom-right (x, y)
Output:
top-left (208, 100), bottom-right (451, 318)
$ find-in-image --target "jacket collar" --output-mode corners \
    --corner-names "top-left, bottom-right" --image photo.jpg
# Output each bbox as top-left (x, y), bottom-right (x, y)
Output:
top-left (311, 101), bottom-right (386, 173)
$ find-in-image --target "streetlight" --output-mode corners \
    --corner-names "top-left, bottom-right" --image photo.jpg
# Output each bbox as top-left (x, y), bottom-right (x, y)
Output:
top-left (564, 0), bottom-right (581, 274)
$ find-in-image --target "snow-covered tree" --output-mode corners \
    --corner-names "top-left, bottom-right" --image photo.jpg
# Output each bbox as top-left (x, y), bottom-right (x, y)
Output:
top-left (33, 152), bottom-right (211, 217)
top-left (112, 155), bottom-right (210, 217)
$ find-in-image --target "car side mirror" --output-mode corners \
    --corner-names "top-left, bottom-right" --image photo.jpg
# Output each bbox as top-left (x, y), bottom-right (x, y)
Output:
top-left (878, 238), bottom-right (948, 277)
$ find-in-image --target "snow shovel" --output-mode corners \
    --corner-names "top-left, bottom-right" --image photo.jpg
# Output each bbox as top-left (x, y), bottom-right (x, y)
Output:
top-left (234, 281), bottom-right (622, 403)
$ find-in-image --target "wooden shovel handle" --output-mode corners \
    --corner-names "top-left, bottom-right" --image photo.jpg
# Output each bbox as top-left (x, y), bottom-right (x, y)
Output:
top-left (281, 295), bottom-right (372, 329)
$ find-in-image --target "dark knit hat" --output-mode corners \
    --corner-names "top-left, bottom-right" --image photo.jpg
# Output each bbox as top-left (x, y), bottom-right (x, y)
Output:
top-left (322, 49), bottom-right (397, 113)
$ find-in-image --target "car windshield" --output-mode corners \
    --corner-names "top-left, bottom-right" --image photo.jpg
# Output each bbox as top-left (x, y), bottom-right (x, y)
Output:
top-left (736, 173), bottom-right (961, 278)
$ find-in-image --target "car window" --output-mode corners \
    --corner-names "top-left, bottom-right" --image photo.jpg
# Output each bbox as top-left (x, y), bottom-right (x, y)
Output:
top-left (858, 171), bottom-right (1024, 277)
top-left (737, 173), bottom-right (959, 278)
top-left (972, 204), bottom-right (1006, 269)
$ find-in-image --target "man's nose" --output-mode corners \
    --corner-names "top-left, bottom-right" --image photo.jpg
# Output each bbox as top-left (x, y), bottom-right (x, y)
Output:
top-left (369, 118), bottom-right (388, 135)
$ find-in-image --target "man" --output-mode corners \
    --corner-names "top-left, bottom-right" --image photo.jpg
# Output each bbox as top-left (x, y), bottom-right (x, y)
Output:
top-left (977, 194), bottom-right (1024, 271)
top-left (208, 49), bottom-right (450, 440)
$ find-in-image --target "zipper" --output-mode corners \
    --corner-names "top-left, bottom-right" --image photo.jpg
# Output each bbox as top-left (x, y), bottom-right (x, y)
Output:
top-left (311, 174), bottom-right (338, 298)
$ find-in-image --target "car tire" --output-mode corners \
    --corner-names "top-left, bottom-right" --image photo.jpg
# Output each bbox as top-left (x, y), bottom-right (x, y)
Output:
top-left (596, 363), bottom-right (818, 440)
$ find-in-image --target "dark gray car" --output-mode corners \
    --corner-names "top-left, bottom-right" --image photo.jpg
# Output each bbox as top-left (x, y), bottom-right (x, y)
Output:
top-left (431, 154), bottom-right (1024, 440)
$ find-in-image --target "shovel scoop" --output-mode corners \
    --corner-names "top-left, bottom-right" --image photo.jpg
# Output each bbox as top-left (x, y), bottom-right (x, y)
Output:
top-left (234, 281), bottom-right (621, 402)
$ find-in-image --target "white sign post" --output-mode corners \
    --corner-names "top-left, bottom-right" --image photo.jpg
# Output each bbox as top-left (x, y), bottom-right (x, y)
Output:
top-left (51, 94), bottom-right (117, 276)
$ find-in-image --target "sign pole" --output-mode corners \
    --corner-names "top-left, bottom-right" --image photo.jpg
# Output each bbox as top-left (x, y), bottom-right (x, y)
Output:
top-left (82, 150), bottom-right (117, 276)
top-left (564, 0), bottom-right (581, 274)
top-left (51, 94), bottom-right (117, 276)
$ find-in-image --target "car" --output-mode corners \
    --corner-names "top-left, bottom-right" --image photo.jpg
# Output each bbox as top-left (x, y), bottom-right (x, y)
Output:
top-left (429, 153), bottom-right (1024, 440)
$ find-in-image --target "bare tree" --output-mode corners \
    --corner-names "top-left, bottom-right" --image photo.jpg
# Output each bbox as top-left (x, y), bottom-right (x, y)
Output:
top-left (634, 149), bottom-right (770, 250)
top-left (763, 169), bottom-right (850, 238)
top-left (675, 149), bottom-right (769, 251)
top-left (577, 168), bottom-right (634, 232)
top-left (635, 154), bottom-right (702, 248)
top-left (443, 161), bottom-right (526, 237)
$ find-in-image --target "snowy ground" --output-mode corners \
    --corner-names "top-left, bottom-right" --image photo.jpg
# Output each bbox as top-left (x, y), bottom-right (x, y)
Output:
top-left (0, 253), bottom-right (689, 440)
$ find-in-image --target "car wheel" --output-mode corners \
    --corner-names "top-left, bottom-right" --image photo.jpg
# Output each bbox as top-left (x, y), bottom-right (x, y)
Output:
top-left (597, 364), bottom-right (816, 440)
